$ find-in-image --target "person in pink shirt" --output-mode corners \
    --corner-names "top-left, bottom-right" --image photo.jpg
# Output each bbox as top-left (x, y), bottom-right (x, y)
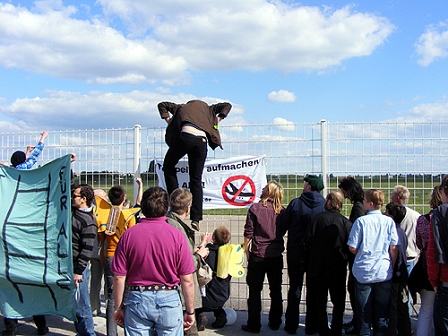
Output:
top-left (111, 187), bottom-right (195, 336)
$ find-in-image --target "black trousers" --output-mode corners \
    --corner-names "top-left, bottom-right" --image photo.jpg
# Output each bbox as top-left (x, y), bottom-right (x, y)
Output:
top-left (246, 255), bottom-right (283, 330)
top-left (307, 273), bottom-right (347, 336)
top-left (285, 254), bottom-right (306, 332)
top-left (163, 132), bottom-right (207, 222)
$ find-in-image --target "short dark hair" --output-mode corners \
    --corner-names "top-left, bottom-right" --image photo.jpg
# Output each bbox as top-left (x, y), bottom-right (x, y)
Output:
top-left (141, 187), bottom-right (169, 218)
top-left (10, 151), bottom-right (26, 167)
top-left (385, 202), bottom-right (406, 224)
top-left (73, 184), bottom-right (95, 207)
top-left (213, 226), bottom-right (231, 246)
top-left (108, 185), bottom-right (126, 206)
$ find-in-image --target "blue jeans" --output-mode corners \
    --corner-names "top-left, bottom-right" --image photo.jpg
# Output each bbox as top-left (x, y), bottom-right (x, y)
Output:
top-left (75, 266), bottom-right (96, 336)
top-left (124, 289), bottom-right (183, 336)
top-left (355, 279), bottom-right (392, 336)
top-left (163, 132), bottom-right (207, 222)
top-left (105, 257), bottom-right (118, 336)
top-left (434, 286), bottom-right (448, 336)
top-left (406, 259), bottom-right (415, 310)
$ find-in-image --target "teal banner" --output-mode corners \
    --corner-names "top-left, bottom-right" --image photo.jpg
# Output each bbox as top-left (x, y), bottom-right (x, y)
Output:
top-left (0, 155), bottom-right (76, 321)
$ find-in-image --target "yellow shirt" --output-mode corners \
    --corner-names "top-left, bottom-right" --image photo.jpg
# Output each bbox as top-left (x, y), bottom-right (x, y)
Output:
top-left (93, 196), bottom-right (140, 258)
top-left (105, 208), bottom-right (139, 257)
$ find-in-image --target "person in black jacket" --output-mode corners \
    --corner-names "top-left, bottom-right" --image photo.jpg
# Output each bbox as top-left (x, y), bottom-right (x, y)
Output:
top-left (279, 174), bottom-right (326, 335)
top-left (195, 226), bottom-right (231, 331)
top-left (385, 202), bottom-right (413, 336)
top-left (71, 184), bottom-right (98, 336)
top-left (306, 190), bottom-right (352, 336)
top-left (338, 176), bottom-right (366, 335)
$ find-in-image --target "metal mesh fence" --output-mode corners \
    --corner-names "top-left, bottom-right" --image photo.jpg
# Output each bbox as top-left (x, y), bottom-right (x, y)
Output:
top-left (1, 120), bottom-right (447, 311)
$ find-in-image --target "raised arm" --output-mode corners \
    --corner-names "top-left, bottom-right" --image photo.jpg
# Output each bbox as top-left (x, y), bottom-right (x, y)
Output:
top-left (135, 177), bottom-right (143, 206)
top-left (39, 131), bottom-right (49, 143)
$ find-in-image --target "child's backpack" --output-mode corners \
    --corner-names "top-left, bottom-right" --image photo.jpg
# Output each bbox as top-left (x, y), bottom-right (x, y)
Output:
top-left (216, 243), bottom-right (245, 279)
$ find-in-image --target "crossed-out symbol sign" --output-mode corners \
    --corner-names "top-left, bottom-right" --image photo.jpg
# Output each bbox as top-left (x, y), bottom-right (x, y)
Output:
top-left (221, 175), bottom-right (256, 206)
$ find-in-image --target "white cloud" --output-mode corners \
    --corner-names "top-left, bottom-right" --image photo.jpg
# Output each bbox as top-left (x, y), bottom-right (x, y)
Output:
top-left (408, 101), bottom-right (448, 119)
top-left (150, 3), bottom-right (394, 73)
top-left (268, 90), bottom-right (296, 103)
top-left (272, 117), bottom-right (296, 132)
top-left (415, 21), bottom-right (448, 66)
top-left (0, 3), bottom-right (189, 85)
top-left (0, 1), bottom-right (394, 86)
top-left (0, 90), bottom-right (234, 130)
top-left (0, 120), bottom-right (31, 133)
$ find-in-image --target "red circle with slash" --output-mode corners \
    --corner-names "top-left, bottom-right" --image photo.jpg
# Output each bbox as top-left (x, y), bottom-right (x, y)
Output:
top-left (221, 175), bottom-right (256, 206)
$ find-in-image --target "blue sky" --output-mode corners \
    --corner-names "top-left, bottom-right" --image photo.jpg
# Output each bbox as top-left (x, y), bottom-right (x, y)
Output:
top-left (0, 0), bottom-right (447, 132)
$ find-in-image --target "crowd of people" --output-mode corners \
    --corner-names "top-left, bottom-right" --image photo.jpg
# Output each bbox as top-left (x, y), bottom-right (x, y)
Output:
top-left (241, 175), bottom-right (448, 336)
top-left (2, 102), bottom-right (448, 336)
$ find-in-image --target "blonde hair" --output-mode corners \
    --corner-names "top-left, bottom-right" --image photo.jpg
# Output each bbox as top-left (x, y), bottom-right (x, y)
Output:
top-left (261, 180), bottom-right (284, 214)
top-left (365, 189), bottom-right (385, 209)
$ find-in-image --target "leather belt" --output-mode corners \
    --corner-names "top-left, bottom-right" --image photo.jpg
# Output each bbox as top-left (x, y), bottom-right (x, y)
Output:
top-left (127, 285), bottom-right (178, 291)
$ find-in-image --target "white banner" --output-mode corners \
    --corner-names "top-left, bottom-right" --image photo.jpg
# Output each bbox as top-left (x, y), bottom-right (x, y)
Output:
top-left (156, 155), bottom-right (267, 209)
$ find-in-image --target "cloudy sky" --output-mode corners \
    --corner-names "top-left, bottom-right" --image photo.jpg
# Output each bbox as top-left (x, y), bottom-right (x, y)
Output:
top-left (0, 0), bottom-right (447, 132)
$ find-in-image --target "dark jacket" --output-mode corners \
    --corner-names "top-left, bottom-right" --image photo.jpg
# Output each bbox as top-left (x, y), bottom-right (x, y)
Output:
top-left (72, 208), bottom-right (98, 275)
top-left (244, 200), bottom-right (285, 258)
top-left (307, 210), bottom-right (352, 278)
top-left (158, 100), bottom-right (232, 150)
top-left (432, 203), bottom-right (448, 263)
top-left (202, 244), bottom-right (231, 309)
top-left (349, 200), bottom-right (366, 224)
top-left (279, 191), bottom-right (326, 252)
top-left (394, 225), bottom-right (409, 283)
top-left (166, 212), bottom-right (202, 309)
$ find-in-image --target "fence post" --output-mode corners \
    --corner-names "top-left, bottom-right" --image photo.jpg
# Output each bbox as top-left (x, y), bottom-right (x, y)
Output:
top-left (321, 119), bottom-right (328, 195)
top-left (133, 124), bottom-right (141, 204)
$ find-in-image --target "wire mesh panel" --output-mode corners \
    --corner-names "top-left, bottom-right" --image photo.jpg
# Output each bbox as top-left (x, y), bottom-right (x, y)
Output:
top-left (1, 120), bottom-right (448, 312)
top-left (324, 121), bottom-right (448, 216)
